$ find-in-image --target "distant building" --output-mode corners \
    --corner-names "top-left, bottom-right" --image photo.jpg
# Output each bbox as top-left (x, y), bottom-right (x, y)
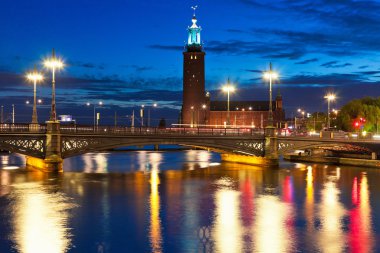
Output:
top-left (209, 95), bottom-right (285, 128)
top-left (181, 12), bottom-right (285, 128)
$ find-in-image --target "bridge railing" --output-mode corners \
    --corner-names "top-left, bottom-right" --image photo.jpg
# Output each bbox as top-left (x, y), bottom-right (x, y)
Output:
top-left (60, 125), bottom-right (265, 137)
top-left (0, 123), bottom-right (265, 137)
top-left (0, 123), bottom-right (47, 133)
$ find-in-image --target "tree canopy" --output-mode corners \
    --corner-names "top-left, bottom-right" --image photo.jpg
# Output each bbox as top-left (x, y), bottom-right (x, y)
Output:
top-left (336, 97), bottom-right (380, 132)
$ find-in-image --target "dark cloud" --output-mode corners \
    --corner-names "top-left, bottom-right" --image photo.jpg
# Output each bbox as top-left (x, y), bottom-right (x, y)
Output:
top-left (121, 65), bottom-right (154, 72)
top-left (69, 61), bottom-right (106, 70)
top-left (237, 0), bottom-right (380, 58)
top-left (149, 45), bottom-right (184, 51)
top-left (295, 58), bottom-right (319, 65)
top-left (245, 69), bottom-right (262, 73)
top-left (359, 65), bottom-right (369, 69)
top-left (320, 61), bottom-right (352, 68)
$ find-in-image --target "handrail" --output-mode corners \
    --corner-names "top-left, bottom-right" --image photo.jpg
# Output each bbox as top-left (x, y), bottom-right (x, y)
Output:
top-left (60, 125), bottom-right (265, 137)
top-left (0, 123), bottom-right (47, 133)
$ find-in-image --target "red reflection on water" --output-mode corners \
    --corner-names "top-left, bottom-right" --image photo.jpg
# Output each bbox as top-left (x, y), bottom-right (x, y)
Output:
top-left (283, 176), bottom-right (294, 203)
top-left (240, 177), bottom-right (254, 227)
top-left (283, 176), bottom-right (295, 230)
top-left (352, 177), bottom-right (358, 206)
top-left (349, 174), bottom-right (373, 253)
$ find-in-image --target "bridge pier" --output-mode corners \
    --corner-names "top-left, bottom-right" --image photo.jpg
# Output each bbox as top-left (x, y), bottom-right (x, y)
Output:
top-left (263, 126), bottom-right (279, 166)
top-left (26, 121), bottom-right (63, 172)
top-left (220, 126), bottom-right (279, 167)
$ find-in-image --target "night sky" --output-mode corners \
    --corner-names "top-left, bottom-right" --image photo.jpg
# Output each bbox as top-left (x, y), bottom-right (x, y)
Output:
top-left (1, 0), bottom-right (380, 125)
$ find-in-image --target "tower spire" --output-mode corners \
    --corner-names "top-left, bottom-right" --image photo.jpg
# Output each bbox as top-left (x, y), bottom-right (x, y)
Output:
top-left (191, 5), bottom-right (198, 17)
top-left (186, 6), bottom-right (202, 52)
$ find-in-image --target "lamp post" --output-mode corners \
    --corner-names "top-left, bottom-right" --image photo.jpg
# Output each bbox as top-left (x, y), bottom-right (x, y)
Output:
top-left (148, 103), bottom-right (158, 127)
top-left (324, 93), bottom-right (336, 129)
top-left (222, 78), bottom-right (235, 126)
top-left (202, 104), bottom-right (207, 125)
top-left (44, 49), bottom-right (64, 122)
top-left (12, 104), bottom-right (15, 124)
top-left (1, 105), bottom-right (3, 124)
top-left (26, 68), bottom-right (43, 124)
top-left (263, 63), bottom-right (279, 127)
top-left (141, 105), bottom-right (145, 127)
top-left (190, 106), bottom-right (195, 127)
top-left (86, 101), bottom-right (103, 128)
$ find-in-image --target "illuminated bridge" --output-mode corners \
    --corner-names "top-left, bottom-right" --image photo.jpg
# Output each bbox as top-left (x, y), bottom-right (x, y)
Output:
top-left (1, 123), bottom-right (380, 172)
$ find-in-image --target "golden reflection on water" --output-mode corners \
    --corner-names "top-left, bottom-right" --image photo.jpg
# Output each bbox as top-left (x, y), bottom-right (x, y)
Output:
top-left (11, 182), bottom-right (74, 253)
top-left (317, 168), bottom-right (346, 253)
top-left (254, 195), bottom-right (293, 253)
top-left (305, 166), bottom-right (315, 235)
top-left (212, 181), bottom-right (242, 253)
top-left (149, 167), bottom-right (162, 253)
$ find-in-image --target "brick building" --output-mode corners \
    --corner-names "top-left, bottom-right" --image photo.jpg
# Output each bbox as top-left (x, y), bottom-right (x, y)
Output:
top-left (181, 12), bottom-right (285, 127)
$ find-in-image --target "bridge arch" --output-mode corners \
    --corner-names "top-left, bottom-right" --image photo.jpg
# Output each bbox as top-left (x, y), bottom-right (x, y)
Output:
top-left (278, 139), bottom-right (374, 155)
top-left (61, 135), bottom-right (266, 159)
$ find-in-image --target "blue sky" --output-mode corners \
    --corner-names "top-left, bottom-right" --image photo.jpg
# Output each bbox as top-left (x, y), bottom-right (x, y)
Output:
top-left (1, 0), bottom-right (380, 124)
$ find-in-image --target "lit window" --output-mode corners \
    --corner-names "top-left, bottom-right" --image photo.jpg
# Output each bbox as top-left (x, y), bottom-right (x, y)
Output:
top-left (191, 55), bottom-right (193, 59)
top-left (195, 56), bottom-right (197, 59)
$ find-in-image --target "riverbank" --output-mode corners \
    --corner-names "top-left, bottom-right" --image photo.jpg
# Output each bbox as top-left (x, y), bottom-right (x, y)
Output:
top-left (283, 154), bottom-right (380, 168)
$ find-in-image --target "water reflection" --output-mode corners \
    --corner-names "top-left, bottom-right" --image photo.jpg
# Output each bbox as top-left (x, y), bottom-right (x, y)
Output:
top-left (149, 168), bottom-right (162, 253)
top-left (349, 174), bottom-right (374, 253)
top-left (11, 181), bottom-right (74, 253)
top-left (0, 152), bottom-right (379, 252)
top-left (213, 178), bottom-right (242, 253)
top-left (83, 153), bottom-right (109, 173)
top-left (317, 168), bottom-right (346, 252)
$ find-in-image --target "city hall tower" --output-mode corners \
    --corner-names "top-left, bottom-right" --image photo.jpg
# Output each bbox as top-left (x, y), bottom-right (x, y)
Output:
top-left (182, 11), bottom-right (208, 126)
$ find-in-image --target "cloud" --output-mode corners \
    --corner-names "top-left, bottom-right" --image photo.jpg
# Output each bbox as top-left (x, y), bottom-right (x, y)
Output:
top-left (121, 65), bottom-right (154, 72)
top-left (149, 45), bottom-right (184, 51)
top-left (320, 61), bottom-right (352, 68)
top-left (69, 61), bottom-right (106, 70)
top-left (295, 58), bottom-right (319, 65)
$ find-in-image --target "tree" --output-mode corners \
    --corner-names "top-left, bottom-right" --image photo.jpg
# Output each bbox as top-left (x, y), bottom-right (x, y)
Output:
top-left (305, 112), bottom-right (327, 131)
top-left (336, 97), bottom-right (380, 132)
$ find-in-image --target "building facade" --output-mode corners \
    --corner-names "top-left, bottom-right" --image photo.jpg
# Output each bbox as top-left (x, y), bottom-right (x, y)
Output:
top-left (208, 95), bottom-right (285, 128)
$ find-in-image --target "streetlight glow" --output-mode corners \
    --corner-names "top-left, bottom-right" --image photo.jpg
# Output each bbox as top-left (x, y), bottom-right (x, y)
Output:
top-left (263, 63), bottom-right (279, 127)
top-left (324, 93), bottom-right (337, 129)
top-left (263, 71), bottom-right (279, 80)
top-left (44, 58), bottom-right (64, 70)
top-left (26, 67), bottom-right (44, 124)
top-left (222, 85), bottom-right (235, 93)
top-left (222, 78), bottom-right (235, 126)
top-left (26, 72), bottom-right (44, 82)
top-left (44, 49), bottom-right (65, 122)
top-left (324, 94), bottom-right (336, 101)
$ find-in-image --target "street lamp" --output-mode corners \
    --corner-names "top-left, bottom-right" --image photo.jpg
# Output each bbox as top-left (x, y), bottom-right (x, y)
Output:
top-left (44, 49), bottom-right (64, 122)
top-left (263, 63), bottom-right (279, 127)
top-left (86, 101), bottom-right (103, 128)
top-left (148, 103), bottom-right (158, 127)
top-left (202, 104), bottom-right (207, 125)
top-left (26, 68), bottom-right (44, 124)
top-left (141, 104), bottom-right (145, 127)
top-left (222, 78), bottom-right (235, 126)
top-left (324, 93), bottom-right (336, 129)
top-left (190, 106), bottom-right (195, 127)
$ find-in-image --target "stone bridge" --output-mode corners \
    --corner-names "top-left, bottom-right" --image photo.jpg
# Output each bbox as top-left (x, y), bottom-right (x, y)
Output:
top-left (1, 123), bottom-right (380, 171)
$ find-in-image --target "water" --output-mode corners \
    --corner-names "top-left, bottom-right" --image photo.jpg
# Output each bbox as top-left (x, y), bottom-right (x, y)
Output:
top-left (0, 150), bottom-right (380, 252)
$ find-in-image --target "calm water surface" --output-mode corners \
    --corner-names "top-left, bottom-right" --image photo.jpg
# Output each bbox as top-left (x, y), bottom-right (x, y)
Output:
top-left (0, 150), bottom-right (380, 252)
